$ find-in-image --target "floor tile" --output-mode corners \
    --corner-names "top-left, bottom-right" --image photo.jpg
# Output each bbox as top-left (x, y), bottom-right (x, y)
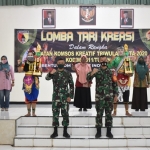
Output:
top-left (90, 139), bottom-right (108, 147)
top-left (51, 148), bottom-right (70, 150)
top-left (31, 148), bottom-right (51, 150)
top-left (0, 145), bottom-right (14, 150)
top-left (12, 148), bottom-right (33, 150)
top-left (1, 104), bottom-right (150, 149)
top-left (90, 148), bottom-right (109, 150)
top-left (128, 148), bottom-right (149, 150)
top-left (109, 148), bottom-right (128, 150)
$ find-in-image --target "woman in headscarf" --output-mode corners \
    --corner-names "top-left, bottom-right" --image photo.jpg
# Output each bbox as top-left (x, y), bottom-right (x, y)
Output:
top-left (132, 56), bottom-right (150, 111)
top-left (0, 56), bottom-right (15, 111)
top-left (72, 55), bottom-right (92, 111)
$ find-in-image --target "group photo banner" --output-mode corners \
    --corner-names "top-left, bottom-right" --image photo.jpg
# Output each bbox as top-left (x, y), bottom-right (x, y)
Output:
top-left (14, 29), bottom-right (150, 72)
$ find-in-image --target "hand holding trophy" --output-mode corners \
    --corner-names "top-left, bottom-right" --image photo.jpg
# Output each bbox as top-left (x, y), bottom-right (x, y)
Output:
top-left (33, 57), bottom-right (42, 77)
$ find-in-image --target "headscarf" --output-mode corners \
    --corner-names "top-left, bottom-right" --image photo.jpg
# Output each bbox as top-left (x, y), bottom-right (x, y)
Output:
top-left (0, 56), bottom-right (10, 79)
top-left (75, 55), bottom-right (91, 84)
top-left (136, 56), bottom-right (148, 81)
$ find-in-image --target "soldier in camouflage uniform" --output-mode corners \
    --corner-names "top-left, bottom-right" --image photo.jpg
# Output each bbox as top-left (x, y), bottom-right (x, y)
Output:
top-left (87, 55), bottom-right (118, 138)
top-left (45, 57), bottom-right (74, 138)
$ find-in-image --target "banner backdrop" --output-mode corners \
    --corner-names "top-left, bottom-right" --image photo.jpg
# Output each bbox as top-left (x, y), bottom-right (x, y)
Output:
top-left (14, 29), bottom-right (150, 72)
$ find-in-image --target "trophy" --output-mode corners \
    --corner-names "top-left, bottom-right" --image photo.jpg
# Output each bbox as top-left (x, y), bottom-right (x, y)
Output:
top-left (123, 44), bottom-right (133, 75)
top-left (124, 57), bottom-right (133, 74)
top-left (33, 57), bottom-right (42, 77)
top-left (35, 42), bottom-right (42, 57)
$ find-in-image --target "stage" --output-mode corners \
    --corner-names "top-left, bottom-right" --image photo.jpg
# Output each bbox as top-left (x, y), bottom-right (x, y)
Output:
top-left (0, 104), bottom-right (150, 150)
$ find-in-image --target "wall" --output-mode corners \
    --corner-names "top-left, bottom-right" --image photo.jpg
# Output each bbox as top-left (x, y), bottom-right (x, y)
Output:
top-left (0, 5), bottom-right (150, 102)
top-left (0, 119), bottom-right (15, 144)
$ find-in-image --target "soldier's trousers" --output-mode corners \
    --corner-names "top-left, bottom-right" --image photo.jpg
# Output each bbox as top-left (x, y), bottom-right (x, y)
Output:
top-left (52, 101), bottom-right (69, 127)
top-left (95, 97), bottom-right (113, 128)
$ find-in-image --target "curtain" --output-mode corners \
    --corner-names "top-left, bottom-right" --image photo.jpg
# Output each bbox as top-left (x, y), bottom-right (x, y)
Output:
top-left (0, 0), bottom-right (150, 6)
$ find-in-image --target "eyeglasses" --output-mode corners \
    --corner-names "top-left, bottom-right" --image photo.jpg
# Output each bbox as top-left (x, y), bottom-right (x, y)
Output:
top-left (1, 59), bottom-right (6, 60)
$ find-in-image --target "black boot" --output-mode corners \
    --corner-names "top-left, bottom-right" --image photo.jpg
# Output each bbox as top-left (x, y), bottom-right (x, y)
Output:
top-left (79, 108), bottom-right (82, 111)
top-left (95, 127), bottom-right (101, 138)
top-left (63, 126), bottom-right (70, 138)
top-left (140, 109), bottom-right (145, 111)
top-left (83, 108), bottom-right (87, 111)
top-left (50, 127), bottom-right (58, 138)
top-left (106, 127), bottom-right (113, 138)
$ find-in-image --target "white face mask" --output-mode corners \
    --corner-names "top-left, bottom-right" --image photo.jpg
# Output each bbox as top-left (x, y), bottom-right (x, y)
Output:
top-left (27, 56), bottom-right (35, 62)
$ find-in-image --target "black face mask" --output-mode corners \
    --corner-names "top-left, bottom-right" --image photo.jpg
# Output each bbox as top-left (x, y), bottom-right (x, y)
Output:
top-left (100, 62), bottom-right (107, 66)
top-left (27, 56), bottom-right (35, 62)
top-left (138, 60), bottom-right (144, 65)
top-left (58, 64), bottom-right (64, 69)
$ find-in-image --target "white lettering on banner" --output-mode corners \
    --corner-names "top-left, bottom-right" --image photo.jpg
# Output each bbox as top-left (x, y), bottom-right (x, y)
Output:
top-left (41, 31), bottom-right (73, 42)
top-left (92, 64), bottom-right (101, 67)
top-left (88, 44), bottom-right (107, 50)
top-left (69, 44), bottom-right (86, 49)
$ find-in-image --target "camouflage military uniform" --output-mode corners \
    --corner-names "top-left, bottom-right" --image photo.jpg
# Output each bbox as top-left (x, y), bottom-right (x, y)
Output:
top-left (87, 68), bottom-right (118, 127)
top-left (45, 70), bottom-right (74, 127)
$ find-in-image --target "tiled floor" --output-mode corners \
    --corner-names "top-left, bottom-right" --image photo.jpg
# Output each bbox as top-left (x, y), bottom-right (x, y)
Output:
top-left (1, 104), bottom-right (150, 149)
top-left (1, 145), bottom-right (150, 150)
top-left (0, 104), bottom-right (150, 120)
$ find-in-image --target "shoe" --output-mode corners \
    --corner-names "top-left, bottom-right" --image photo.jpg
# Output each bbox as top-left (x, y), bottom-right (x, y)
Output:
top-left (140, 109), bottom-right (145, 111)
top-left (63, 126), bottom-right (70, 138)
top-left (50, 127), bottom-right (58, 138)
top-left (83, 108), bottom-right (87, 111)
top-left (135, 109), bottom-right (139, 111)
top-left (79, 108), bottom-right (82, 111)
top-left (95, 127), bottom-right (101, 138)
top-left (106, 127), bottom-right (113, 138)
top-left (5, 108), bottom-right (8, 111)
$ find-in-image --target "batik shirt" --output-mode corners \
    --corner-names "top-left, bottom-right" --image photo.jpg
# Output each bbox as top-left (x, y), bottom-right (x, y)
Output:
top-left (133, 68), bottom-right (150, 87)
top-left (45, 69), bottom-right (74, 101)
top-left (87, 67), bottom-right (118, 100)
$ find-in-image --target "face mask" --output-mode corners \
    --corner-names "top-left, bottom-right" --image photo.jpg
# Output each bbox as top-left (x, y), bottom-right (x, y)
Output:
top-left (27, 56), bottom-right (35, 62)
top-left (138, 60), bottom-right (144, 65)
top-left (1, 60), bottom-right (7, 64)
top-left (58, 64), bottom-right (64, 69)
top-left (100, 62), bottom-right (107, 66)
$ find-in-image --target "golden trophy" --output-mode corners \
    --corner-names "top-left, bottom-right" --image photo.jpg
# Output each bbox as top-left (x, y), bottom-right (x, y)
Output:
top-left (33, 57), bottom-right (42, 77)
top-left (123, 44), bottom-right (133, 75)
top-left (124, 57), bottom-right (133, 74)
top-left (124, 44), bottom-right (128, 52)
